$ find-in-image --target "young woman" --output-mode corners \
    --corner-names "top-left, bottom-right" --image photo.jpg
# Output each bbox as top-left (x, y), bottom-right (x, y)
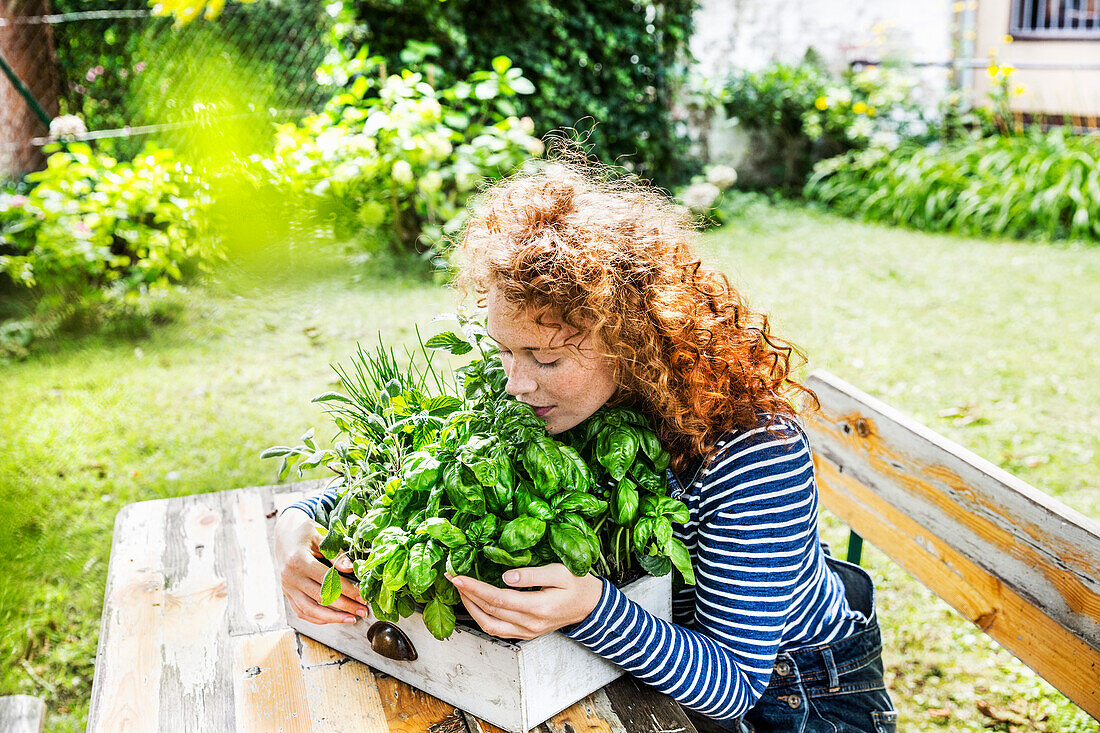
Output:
top-left (274, 159), bottom-right (897, 732)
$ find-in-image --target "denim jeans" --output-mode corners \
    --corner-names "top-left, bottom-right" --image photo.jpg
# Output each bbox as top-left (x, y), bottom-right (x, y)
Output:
top-left (743, 554), bottom-right (897, 733)
top-left (689, 554), bottom-right (897, 733)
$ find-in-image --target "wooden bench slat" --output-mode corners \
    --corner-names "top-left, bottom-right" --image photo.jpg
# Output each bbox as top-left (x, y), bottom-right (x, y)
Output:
top-left (804, 370), bottom-right (1100, 719)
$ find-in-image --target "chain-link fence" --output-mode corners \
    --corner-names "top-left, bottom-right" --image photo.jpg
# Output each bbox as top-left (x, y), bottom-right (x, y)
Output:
top-left (1, 0), bottom-right (333, 180)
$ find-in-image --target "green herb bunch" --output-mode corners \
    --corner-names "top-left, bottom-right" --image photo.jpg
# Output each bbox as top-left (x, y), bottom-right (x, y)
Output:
top-left (264, 316), bottom-right (694, 640)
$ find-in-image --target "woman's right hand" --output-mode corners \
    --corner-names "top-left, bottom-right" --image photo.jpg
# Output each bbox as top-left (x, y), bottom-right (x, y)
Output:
top-left (274, 508), bottom-right (372, 625)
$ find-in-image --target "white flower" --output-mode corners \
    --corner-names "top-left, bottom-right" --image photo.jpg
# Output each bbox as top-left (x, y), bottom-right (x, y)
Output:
top-left (525, 137), bottom-right (545, 157)
top-left (49, 114), bottom-right (87, 139)
top-left (424, 132), bottom-right (453, 159)
top-left (681, 182), bottom-right (721, 212)
top-left (419, 170), bottom-right (443, 194)
top-left (391, 160), bottom-right (414, 185)
top-left (869, 130), bottom-right (901, 150)
top-left (848, 117), bottom-right (874, 140)
top-left (705, 165), bottom-right (738, 191)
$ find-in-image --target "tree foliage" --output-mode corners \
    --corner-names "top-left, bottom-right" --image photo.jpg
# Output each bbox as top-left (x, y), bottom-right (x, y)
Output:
top-left (336, 0), bottom-right (698, 184)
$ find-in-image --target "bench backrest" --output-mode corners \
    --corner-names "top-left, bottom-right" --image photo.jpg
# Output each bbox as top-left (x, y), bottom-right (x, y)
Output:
top-left (802, 370), bottom-right (1100, 720)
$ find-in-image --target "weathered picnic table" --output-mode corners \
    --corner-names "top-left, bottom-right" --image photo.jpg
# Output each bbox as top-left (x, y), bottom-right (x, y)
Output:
top-left (87, 479), bottom-right (703, 733)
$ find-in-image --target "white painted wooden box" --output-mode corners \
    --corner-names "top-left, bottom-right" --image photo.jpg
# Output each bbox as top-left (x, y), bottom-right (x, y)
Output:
top-left (288, 572), bottom-right (671, 732)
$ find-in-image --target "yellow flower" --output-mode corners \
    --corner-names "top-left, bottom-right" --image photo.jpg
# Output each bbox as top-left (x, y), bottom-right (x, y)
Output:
top-left (1004, 34), bottom-right (1014, 43)
top-left (867, 106), bottom-right (877, 117)
top-left (853, 101), bottom-right (868, 114)
top-left (815, 96), bottom-right (829, 110)
top-left (987, 63), bottom-right (1000, 78)
top-left (1002, 64), bottom-right (1015, 75)
top-left (1014, 85), bottom-right (1027, 96)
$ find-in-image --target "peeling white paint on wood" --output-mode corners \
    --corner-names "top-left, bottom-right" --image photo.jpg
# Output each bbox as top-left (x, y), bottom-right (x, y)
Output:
top-left (228, 488), bottom-right (284, 634)
top-left (160, 497), bottom-right (230, 698)
top-left (88, 500), bottom-right (168, 733)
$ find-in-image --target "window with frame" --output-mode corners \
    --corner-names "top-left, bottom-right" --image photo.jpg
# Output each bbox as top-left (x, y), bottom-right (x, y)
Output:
top-left (1010, 0), bottom-right (1100, 38)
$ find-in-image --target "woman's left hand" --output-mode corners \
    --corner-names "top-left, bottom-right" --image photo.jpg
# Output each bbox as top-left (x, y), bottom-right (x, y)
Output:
top-left (447, 564), bottom-right (605, 640)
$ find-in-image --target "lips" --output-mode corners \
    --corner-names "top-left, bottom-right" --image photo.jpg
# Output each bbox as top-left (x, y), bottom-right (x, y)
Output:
top-left (530, 405), bottom-right (554, 417)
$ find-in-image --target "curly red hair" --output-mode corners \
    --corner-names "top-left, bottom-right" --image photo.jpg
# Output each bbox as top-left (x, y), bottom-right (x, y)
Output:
top-left (456, 157), bottom-right (818, 471)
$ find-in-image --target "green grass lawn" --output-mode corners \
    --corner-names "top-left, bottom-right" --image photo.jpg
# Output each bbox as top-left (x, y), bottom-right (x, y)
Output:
top-left (1, 202), bottom-right (1097, 732)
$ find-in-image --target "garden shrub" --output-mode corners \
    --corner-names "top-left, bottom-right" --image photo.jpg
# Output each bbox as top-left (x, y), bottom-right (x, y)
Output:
top-left (718, 58), bottom-right (924, 189)
top-left (261, 47), bottom-right (541, 266)
top-left (0, 143), bottom-right (217, 314)
top-left (804, 127), bottom-right (1100, 243)
top-left (330, 0), bottom-right (697, 185)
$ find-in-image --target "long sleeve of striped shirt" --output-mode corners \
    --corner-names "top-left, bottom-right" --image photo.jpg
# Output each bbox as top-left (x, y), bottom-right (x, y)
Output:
top-left (286, 485), bottom-right (339, 519)
top-left (560, 417), bottom-right (866, 721)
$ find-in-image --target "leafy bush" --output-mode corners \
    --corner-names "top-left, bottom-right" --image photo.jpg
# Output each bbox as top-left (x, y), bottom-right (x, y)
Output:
top-left (719, 59), bottom-right (925, 189)
top-left (0, 143), bottom-right (216, 312)
top-left (262, 48), bottom-right (541, 264)
top-left (804, 127), bottom-right (1100, 242)
top-left (330, 0), bottom-right (697, 184)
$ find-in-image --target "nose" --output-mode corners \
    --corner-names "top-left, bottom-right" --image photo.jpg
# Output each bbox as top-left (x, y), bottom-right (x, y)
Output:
top-left (503, 357), bottom-right (537, 397)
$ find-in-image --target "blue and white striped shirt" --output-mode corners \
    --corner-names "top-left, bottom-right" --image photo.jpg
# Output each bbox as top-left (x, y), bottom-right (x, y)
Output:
top-left (286, 415), bottom-right (866, 721)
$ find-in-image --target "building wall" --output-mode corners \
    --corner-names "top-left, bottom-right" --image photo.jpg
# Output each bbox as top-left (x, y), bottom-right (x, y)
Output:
top-left (688, 0), bottom-right (955, 171)
top-left (974, 1), bottom-right (1100, 118)
top-left (690, 0), bottom-right (955, 77)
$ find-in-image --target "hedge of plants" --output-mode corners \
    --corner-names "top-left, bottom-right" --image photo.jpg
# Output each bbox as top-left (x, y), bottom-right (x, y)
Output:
top-left (804, 126), bottom-right (1100, 243)
top-left (332, 0), bottom-right (697, 184)
top-left (712, 57), bottom-right (925, 190)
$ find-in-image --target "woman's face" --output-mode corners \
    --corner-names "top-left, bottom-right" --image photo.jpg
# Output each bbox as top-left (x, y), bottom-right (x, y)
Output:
top-left (486, 287), bottom-right (618, 435)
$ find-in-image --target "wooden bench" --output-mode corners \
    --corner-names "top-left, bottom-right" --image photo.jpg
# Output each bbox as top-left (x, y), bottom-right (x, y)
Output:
top-left (802, 369), bottom-right (1100, 721)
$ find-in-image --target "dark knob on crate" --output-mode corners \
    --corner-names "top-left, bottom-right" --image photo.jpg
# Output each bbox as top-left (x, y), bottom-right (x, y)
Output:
top-left (366, 621), bottom-right (418, 661)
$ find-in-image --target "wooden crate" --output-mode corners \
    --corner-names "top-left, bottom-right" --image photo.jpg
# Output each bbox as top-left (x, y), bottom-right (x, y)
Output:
top-left (288, 573), bottom-right (672, 732)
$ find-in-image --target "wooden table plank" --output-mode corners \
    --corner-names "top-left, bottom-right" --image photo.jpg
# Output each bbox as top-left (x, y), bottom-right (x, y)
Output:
top-left (298, 636), bottom-right (389, 732)
top-left (233, 629), bottom-right (311, 733)
top-left (158, 492), bottom-right (234, 731)
top-left (375, 672), bottom-right (471, 732)
top-left (224, 487), bottom-right (287, 635)
top-left (88, 499), bottom-right (168, 733)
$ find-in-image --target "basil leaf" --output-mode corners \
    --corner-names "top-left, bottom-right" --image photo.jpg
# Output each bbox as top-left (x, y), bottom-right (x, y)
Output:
top-left (417, 517), bottom-right (467, 547)
top-left (612, 477), bottom-right (640, 525)
top-left (318, 520), bottom-right (346, 560)
top-left (482, 545), bottom-right (533, 567)
top-left (636, 550), bottom-right (672, 577)
top-left (445, 544), bottom-right (476, 575)
top-left (597, 426), bottom-right (639, 481)
top-left (656, 496), bottom-right (691, 524)
top-left (408, 539), bottom-right (443, 595)
top-left (320, 565), bottom-right (342, 606)
top-left (423, 595), bottom-right (457, 640)
top-left (549, 523), bottom-right (595, 576)
top-left (499, 516), bottom-right (546, 552)
top-left (668, 537), bottom-right (696, 585)
top-left (382, 548), bottom-right (409, 591)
